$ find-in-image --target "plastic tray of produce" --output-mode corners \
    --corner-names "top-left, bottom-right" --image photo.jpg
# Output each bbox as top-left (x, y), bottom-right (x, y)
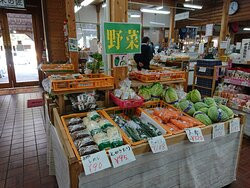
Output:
top-left (140, 101), bottom-right (205, 135)
top-left (61, 111), bottom-right (125, 161)
top-left (110, 93), bottom-right (144, 109)
top-left (101, 107), bottom-right (172, 146)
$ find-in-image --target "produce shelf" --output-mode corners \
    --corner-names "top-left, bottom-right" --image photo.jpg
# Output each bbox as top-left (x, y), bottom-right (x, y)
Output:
top-left (224, 77), bottom-right (250, 87)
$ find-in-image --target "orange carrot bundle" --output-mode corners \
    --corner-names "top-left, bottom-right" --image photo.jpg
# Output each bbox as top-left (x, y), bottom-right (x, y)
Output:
top-left (165, 123), bottom-right (181, 132)
top-left (179, 116), bottom-right (200, 126)
top-left (170, 119), bottom-right (193, 130)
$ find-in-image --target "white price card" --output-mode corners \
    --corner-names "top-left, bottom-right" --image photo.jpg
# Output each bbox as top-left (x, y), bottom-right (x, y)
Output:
top-left (212, 123), bottom-right (225, 139)
top-left (81, 150), bottom-right (111, 175)
top-left (229, 118), bottom-right (240, 134)
top-left (148, 136), bottom-right (168, 154)
top-left (185, 128), bottom-right (205, 143)
top-left (199, 67), bottom-right (207, 73)
top-left (109, 144), bottom-right (136, 168)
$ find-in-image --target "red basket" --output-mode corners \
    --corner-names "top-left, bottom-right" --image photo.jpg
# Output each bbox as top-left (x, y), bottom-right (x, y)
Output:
top-left (110, 93), bottom-right (144, 108)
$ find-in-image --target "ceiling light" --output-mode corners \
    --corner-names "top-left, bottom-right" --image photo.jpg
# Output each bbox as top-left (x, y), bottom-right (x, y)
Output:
top-left (102, 3), bottom-right (106, 8)
top-left (243, 28), bottom-right (250, 31)
top-left (156, 6), bottom-right (163, 10)
top-left (186, 26), bottom-right (198, 29)
top-left (130, 14), bottom-right (141, 18)
top-left (81, 0), bottom-right (95, 7)
top-left (183, 3), bottom-right (202, 9)
top-left (150, 21), bottom-right (165, 26)
top-left (140, 8), bottom-right (170, 14)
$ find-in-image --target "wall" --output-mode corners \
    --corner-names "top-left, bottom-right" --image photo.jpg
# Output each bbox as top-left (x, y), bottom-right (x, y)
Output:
top-left (43, 0), bottom-right (66, 62)
top-left (75, 5), bottom-right (98, 23)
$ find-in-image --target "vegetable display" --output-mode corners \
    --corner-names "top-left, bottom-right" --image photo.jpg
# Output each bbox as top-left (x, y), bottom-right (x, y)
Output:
top-left (193, 111), bottom-right (212, 125)
top-left (178, 100), bottom-right (196, 116)
top-left (190, 89), bottom-right (202, 103)
top-left (163, 87), bottom-right (179, 104)
top-left (150, 83), bottom-right (164, 97)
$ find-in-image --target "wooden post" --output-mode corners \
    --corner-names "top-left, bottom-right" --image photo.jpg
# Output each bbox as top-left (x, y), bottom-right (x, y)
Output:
top-left (109, 0), bottom-right (129, 88)
top-left (96, 4), bottom-right (101, 40)
top-left (218, 0), bottom-right (230, 56)
top-left (168, 1), bottom-right (176, 46)
top-left (65, 0), bottom-right (79, 72)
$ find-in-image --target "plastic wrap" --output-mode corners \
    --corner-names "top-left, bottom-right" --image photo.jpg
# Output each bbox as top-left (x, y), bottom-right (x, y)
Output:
top-left (71, 130), bottom-right (91, 140)
top-left (78, 145), bottom-right (99, 156)
top-left (68, 123), bottom-right (86, 133)
top-left (74, 136), bottom-right (95, 149)
top-left (93, 132), bottom-right (111, 150)
top-left (107, 127), bottom-right (123, 148)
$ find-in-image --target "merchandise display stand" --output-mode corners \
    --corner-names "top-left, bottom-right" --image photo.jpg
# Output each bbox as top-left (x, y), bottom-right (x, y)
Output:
top-left (48, 108), bottom-right (246, 188)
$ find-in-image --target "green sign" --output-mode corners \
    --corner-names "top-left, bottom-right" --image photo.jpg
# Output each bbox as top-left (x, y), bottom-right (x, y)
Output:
top-left (104, 22), bottom-right (141, 54)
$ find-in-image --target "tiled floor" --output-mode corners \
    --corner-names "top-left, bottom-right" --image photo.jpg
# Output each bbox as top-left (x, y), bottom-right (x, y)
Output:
top-left (0, 93), bottom-right (57, 188)
top-left (0, 92), bottom-right (249, 188)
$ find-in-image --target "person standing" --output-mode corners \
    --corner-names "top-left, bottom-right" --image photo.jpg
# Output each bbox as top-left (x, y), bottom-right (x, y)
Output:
top-left (134, 37), bottom-right (153, 70)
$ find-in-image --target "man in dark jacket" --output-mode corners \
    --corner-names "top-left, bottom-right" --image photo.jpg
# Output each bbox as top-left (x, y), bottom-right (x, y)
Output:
top-left (134, 37), bottom-right (153, 70)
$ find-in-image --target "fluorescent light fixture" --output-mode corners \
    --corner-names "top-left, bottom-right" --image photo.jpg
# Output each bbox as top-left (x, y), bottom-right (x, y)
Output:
top-left (102, 3), bottom-right (106, 8)
top-left (81, 0), bottom-right (95, 7)
top-left (130, 14), bottom-right (141, 18)
top-left (150, 21), bottom-right (165, 26)
top-left (156, 6), bottom-right (163, 10)
top-left (140, 8), bottom-right (170, 14)
top-left (243, 28), bottom-right (250, 31)
top-left (74, 5), bottom-right (82, 13)
top-left (183, 3), bottom-right (203, 9)
top-left (186, 26), bottom-right (198, 28)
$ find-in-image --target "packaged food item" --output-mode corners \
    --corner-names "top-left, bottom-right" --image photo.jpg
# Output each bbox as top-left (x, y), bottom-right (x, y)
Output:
top-left (93, 132), bottom-right (111, 150)
top-left (74, 136), bottom-right (95, 149)
top-left (99, 119), bottom-right (113, 131)
top-left (78, 145), bottom-right (99, 156)
top-left (86, 121), bottom-right (102, 135)
top-left (83, 117), bottom-right (90, 125)
top-left (87, 111), bottom-right (101, 121)
top-left (68, 118), bottom-right (83, 126)
top-left (71, 130), bottom-right (91, 140)
top-left (68, 123), bottom-right (86, 133)
top-left (107, 127), bottom-right (123, 148)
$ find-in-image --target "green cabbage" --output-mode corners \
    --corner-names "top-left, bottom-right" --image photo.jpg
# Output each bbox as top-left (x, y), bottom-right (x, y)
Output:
top-left (194, 102), bottom-right (209, 111)
top-left (179, 100), bottom-right (196, 116)
top-left (200, 107), bottom-right (208, 114)
top-left (219, 104), bottom-right (234, 118)
top-left (186, 91), bottom-right (191, 100)
top-left (190, 89), bottom-right (201, 103)
top-left (208, 106), bottom-right (229, 122)
top-left (204, 97), bottom-right (217, 107)
top-left (138, 86), bottom-right (151, 100)
top-left (193, 111), bottom-right (212, 125)
top-left (150, 83), bottom-right (164, 97)
top-left (163, 87), bottom-right (178, 104)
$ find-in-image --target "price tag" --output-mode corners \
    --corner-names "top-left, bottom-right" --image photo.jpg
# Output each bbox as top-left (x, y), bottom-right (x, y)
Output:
top-left (212, 123), bottom-right (225, 139)
top-left (148, 136), bottom-right (168, 153)
top-left (109, 145), bottom-right (136, 168)
top-left (185, 128), bottom-right (204, 142)
top-left (199, 67), bottom-right (206, 73)
top-left (229, 118), bottom-right (240, 134)
top-left (81, 150), bottom-right (111, 175)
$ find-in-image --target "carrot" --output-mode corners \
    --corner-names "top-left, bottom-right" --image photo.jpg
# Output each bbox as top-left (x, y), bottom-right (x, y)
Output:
top-left (170, 119), bottom-right (192, 129)
top-left (153, 109), bottom-right (162, 116)
top-left (152, 115), bottom-right (162, 123)
top-left (166, 123), bottom-right (181, 132)
top-left (179, 116), bottom-right (200, 126)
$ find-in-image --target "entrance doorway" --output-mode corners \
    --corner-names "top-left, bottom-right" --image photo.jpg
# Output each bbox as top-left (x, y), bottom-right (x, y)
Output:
top-left (0, 12), bottom-right (39, 88)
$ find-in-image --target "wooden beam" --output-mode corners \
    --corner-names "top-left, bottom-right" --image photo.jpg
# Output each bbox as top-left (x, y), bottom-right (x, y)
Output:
top-left (96, 4), bottom-right (101, 40)
top-left (65, 0), bottom-right (79, 72)
top-left (168, 0), bottom-right (175, 45)
top-left (218, 0), bottom-right (230, 56)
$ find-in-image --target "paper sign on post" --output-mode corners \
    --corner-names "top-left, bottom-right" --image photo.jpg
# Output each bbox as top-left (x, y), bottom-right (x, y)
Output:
top-left (81, 150), bottom-right (111, 175)
top-left (230, 118), bottom-right (240, 134)
top-left (148, 136), bottom-right (168, 153)
top-left (212, 123), bottom-right (225, 139)
top-left (185, 128), bottom-right (204, 142)
top-left (109, 145), bottom-right (136, 168)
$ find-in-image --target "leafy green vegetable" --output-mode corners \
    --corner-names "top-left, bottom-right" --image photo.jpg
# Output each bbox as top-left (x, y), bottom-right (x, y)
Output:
top-left (199, 107), bottom-right (208, 114)
top-left (150, 83), bottom-right (164, 97)
top-left (208, 106), bottom-right (229, 122)
top-left (193, 111), bottom-right (212, 125)
top-left (163, 87), bottom-right (178, 104)
top-left (190, 89), bottom-right (201, 103)
top-left (219, 104), bottom-right (234, 118)
top-left (179, 100), bottom-right (196, 116)
top-left (138, 86), bottom-right (151, 100)
top-left (194, 102), bottom-right (209, 111)
top-left (204, 97), bottom-right (217, 107)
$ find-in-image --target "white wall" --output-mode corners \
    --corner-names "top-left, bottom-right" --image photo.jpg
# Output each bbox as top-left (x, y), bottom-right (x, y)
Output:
top-left (143, 12), bottom-right (170, 28)
top-left (75, 5), bottom-right (97, 23)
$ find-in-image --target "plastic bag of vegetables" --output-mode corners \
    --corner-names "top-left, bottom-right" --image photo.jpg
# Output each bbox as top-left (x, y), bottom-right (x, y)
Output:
top-left (163, 87), bottom-right (179, 104)
top-left (190, 89), bottom-right (202, 103)
top-left (193, 111), bottom-right (212, 125)
top-left (194, 102), bottom-right (209, 111)
top-left (179, 100), bottom-right (196, 116)
top-left (138, 86), bottom-right (151, 100)
top-left (204, 97), bottom-right (217, 107)
top-left (150, 83), bottom-right (164, 97)
top-left (218, 104), bottom-right (234, 118)
top-left (207, 106), bottom-right (229, 122)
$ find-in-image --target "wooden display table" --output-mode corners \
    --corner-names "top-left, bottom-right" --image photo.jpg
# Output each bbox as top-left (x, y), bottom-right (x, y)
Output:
top-left (48, 108), bottom-right (245, 188)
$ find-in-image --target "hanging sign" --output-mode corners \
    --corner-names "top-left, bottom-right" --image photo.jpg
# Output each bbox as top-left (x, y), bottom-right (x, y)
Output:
top-left (205, 24), bottom-right (213, 37)
top-left (185, 128), bottom-right (205, 143)
top-left (104, 22), bottom-right (141, 54)
top-left (0, 0), bottom-right (25, 9)
top-left (81, 150), bottom-right (111, 175)
top-left (109, 145), bottom-right (136, 168)
top-left (113, 55), bottom-right (128, 67)
top-left (229, 118), bottom-right (240, 134)
top-left (212, 123), bottom-right (225, 139)
top-left (148, 136), bottom-right (168, 153)
top-left (68, 38), bottom-right (78, 52)
top-left (175, 12), bottom-right (190, 21)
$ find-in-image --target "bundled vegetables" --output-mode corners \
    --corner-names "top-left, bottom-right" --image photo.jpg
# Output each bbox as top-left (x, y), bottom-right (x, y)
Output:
top-left (138, 86), bottom-right (151, 100)
top-left (150, 83), bottom-right (164, 97)
top-left (190, 89), bottom-right (202, 103)
top-left (204, 97), bottom-right (217, 107)
top-left (207, 106), bottom-right (229, 122)
top-left (163, 87), bottom-right (179, 104)
top-left (193, 111), bottom-right (212, 125)
top-left (179, 100), bottom-right (196, 116)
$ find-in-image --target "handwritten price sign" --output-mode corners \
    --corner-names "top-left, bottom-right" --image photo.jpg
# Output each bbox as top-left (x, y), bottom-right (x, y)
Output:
top-left (148, 136), bottom-right (168, 153)
top-left (212, 123), bottom-right (225, 139)
top-left (230, 118), bottom-right (240, 134)
top-left (81, 150), bottom-right (111, 175)
top-left (109, 145), bottom-right (136, 168)
top-left (185, 128), bottom-right (204, 143)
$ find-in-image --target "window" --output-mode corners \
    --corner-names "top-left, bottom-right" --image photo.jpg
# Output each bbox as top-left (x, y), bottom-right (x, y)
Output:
top-left (76, 23), bottom-right (97, 49)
